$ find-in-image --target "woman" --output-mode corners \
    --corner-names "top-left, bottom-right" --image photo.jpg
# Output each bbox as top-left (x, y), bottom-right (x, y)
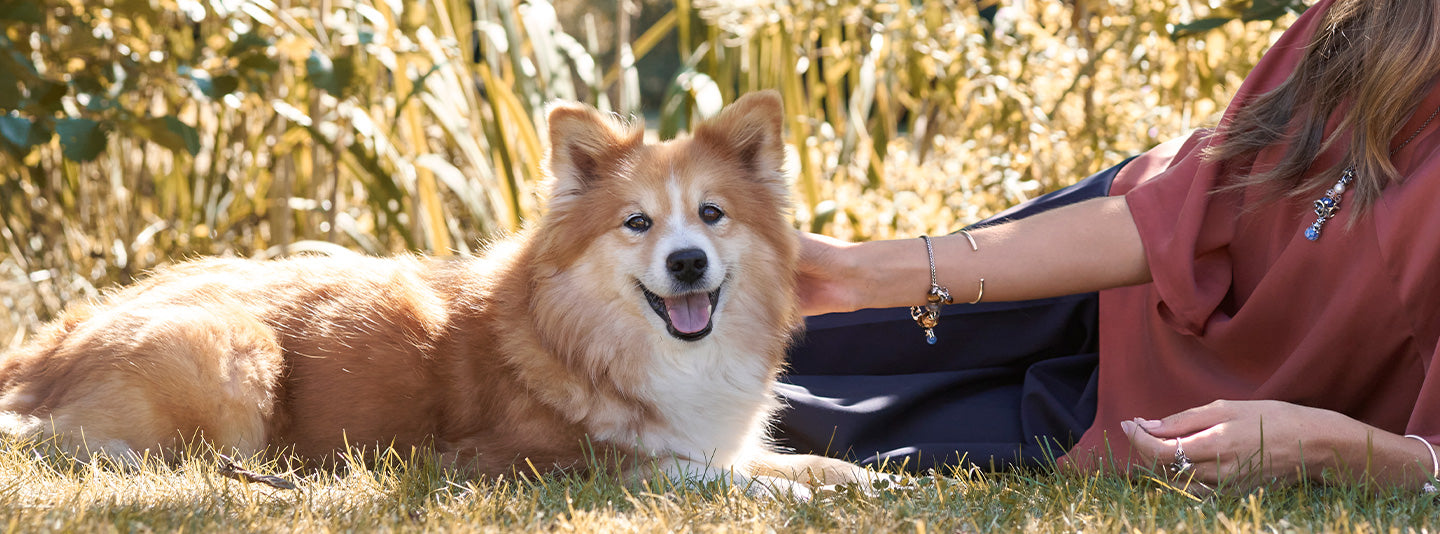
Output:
top-left (778, 0), bottom-right (1440, 492)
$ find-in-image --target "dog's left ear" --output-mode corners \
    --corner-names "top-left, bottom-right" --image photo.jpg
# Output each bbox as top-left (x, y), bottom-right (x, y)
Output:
top-left (693, 90), bottom-right (785, 181)
top-left (545, 102), bottom-right (642, 196)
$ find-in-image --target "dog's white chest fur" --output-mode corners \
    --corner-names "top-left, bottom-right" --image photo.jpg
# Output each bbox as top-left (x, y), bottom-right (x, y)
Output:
top-left (625, 340), bottom-right (777, 468)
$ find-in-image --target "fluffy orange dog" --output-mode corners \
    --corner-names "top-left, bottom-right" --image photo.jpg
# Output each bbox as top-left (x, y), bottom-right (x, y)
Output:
top-left (0, 91), bottom-right (880, 497)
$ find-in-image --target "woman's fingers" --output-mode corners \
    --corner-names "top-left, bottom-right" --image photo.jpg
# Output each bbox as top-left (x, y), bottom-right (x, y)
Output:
top-left (1139, 399), bottom-right (1238, 439)
top-left (1123, 419), bottom-right (1200, 463)
top-left (1122, 417), bottom-right (1226, 485)
top-left (1122, 418), bottom-right (1178, 461)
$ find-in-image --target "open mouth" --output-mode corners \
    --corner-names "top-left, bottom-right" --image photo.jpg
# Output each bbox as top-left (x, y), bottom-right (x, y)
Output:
top-left (639, 283), bottom-right (722, 342)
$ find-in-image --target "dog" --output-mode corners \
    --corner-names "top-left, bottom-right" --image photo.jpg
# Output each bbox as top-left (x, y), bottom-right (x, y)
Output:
top-left (0, 91), bottom-right (881, 498)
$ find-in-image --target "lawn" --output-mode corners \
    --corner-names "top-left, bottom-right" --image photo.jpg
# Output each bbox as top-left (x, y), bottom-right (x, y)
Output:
top-left (2, 438), bottom-right (1437, 533)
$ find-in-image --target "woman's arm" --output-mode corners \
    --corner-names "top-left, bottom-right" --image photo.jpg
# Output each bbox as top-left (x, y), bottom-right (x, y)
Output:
top-left (797, 195), bottom-right (1152, 316)
top-left (1122, 400), bottom-right (1437, 491)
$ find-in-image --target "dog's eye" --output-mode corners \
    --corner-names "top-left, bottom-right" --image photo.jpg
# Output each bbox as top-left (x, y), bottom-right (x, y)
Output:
top-left (624, 213), bottom-right (652, 232)
top-left (699, 204), bottom-right (725, 224)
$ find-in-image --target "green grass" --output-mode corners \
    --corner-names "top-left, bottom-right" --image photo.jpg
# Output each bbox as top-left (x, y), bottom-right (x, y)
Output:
top-left (2, 437), bottom-right (1437, 533)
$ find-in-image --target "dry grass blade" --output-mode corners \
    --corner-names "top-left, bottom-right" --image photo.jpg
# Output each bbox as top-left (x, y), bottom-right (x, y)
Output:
top-left (0, 435), bottom-right (1435, 532)
top-left (215, 454), bottom-right (297, 491)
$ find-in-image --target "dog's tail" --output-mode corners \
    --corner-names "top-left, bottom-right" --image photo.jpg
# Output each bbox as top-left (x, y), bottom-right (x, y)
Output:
top-left (0, 411), bottom-right (44, 441)
top-left (0, 342), bottom-right (54, 443)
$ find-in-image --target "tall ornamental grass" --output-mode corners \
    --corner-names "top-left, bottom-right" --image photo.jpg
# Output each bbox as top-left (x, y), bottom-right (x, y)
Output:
top-left (0, 0), bottom-right (1300, 348)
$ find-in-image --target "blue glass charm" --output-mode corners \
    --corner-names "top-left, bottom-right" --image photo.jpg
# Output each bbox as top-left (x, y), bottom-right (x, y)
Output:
top-left (910, 286), bottom-right (950, 344)
top-left (1304, 169), bottom-right (1353, 242)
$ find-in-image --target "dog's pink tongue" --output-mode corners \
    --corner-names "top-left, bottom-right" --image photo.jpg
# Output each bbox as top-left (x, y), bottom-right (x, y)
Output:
top-left (664, 293), bottom-right (712, 334)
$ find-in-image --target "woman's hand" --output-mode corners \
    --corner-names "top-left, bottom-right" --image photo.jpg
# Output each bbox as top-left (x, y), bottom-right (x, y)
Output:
top-left (1121, 400), bottom-right (1347, 491)
top-left (795, 232), bottom-right (865, 316)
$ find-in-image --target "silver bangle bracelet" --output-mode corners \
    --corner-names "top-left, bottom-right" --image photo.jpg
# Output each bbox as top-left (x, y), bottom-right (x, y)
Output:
top-left (1404, 434), bottom-right (1438, 494)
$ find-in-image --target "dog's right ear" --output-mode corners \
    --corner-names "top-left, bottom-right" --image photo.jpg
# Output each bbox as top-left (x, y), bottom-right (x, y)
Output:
top-left (545, 103), bottom-right (641, 195)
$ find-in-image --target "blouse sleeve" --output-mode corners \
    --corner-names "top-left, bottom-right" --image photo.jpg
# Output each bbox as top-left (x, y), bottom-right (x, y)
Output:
top-left (1111, 0), bottom-right (1336, 336)
top-left (1381, 128), bottom-right (1440, 438)
top-left (1408, 348), bottom-right (1440, 441)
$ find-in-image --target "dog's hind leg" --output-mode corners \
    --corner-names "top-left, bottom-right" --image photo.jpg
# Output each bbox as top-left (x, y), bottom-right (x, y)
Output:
top-left (1, 304), bottom-right (283, 463)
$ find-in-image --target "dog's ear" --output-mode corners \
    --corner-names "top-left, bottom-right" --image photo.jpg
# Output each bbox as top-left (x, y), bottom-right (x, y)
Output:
top-left (545, 102), bottom-right (641, 194)
top-left (693, 90), bottom-right (785, 181)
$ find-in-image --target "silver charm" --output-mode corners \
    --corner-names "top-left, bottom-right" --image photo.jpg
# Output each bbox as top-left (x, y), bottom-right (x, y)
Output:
top-left (910, 285), bottom-right (951, 345)
top-left (1170, 440), bottom-right (1193, 475)
top-left (1304, 168), bottom-right (1353, 241)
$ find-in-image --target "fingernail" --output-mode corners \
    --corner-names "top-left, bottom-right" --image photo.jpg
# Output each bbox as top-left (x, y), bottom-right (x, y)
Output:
top-left (1119, 420), bottom-right (1135, 434)
top-left (1139, 419), bottom-right (1162, 430)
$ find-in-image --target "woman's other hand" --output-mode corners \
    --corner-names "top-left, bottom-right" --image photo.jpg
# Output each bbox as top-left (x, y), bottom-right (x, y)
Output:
top-left (1121, 399), bottom-right (1436, 492)
top-left (1121, 400), bottom-right (1335, 490)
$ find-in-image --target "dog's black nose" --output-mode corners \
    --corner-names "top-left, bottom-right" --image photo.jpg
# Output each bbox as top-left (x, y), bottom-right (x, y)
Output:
top-left (666, 248), bottom-right (707, 285)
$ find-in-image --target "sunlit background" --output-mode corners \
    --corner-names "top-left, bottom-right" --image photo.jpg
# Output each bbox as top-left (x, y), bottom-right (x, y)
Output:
top-left (0, 0), bottom-right (1304, 348)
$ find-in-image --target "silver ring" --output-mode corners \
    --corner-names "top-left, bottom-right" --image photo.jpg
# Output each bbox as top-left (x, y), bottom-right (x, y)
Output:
top-left (1170, 440), bottom-right (1193, 475)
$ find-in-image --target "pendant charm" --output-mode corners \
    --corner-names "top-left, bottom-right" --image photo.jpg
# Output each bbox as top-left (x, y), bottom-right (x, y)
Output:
top-left (1305, 168), bottom-right (1353, 242)
top-left (910, 286), bottom-right (950, 344)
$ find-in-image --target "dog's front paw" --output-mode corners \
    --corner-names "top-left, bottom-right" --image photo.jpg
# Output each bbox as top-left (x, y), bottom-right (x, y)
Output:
top-left (745, 475), bottom-right (814, 501)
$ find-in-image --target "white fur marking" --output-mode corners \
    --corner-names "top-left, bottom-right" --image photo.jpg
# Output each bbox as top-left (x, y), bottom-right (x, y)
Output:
top-left (649, 177), bottom-right (724, 294)
top-left (632, 338), bottom-right (777, 468)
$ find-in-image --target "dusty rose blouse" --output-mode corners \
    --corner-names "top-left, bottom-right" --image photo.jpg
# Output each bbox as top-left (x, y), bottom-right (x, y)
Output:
top-left (1066, 0), bottom-right (1440, 467)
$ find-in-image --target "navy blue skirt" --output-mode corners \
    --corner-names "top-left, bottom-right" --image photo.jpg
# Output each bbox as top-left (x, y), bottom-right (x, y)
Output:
top-left (773, 159), bottom-right (1131, 473)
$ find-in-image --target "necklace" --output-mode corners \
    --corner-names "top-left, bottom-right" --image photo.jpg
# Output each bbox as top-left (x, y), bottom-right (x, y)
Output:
top-left (1305, 104), bottom-right (1440, 241)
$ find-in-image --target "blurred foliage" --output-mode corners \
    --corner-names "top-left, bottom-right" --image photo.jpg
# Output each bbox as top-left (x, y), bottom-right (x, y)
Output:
top-left (0, 0), bottom-right (1302, 347)
top-left (666, 0), bottom-right (1304, 239)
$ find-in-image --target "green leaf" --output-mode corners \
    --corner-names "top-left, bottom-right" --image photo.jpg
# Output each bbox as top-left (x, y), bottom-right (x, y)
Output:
top-left (210, 74), bottom-right (239, 97)
top-left (0, 113), bottom-right (40, 157)
top-left (306, 51), bottom-right (353, 97)
top-left (227, 31), bottom-right (270, 58)
top-left (134, 115), bottom-right (200, 156)
top-left (306, 52), bottom-right (335, 93)
top-left (71, 75), bottom-right (105, 95)
top-left (0, 114), bottom-right (31, 147)
top-left (163, 116), bottom-right (200, 156)
top-left (237, 53), bottom-right (280, 74)
top-left (1168, 17), bottom-right (1233, 40)
top-left (180, 67), bottom-right (238, 98)
top-left (0, 35), bottom-right (40, 79)
top-left (55, 117), bottom-right (108, 162)
top-left (1242, 0), bottom-right (1308, 22)
top-left (31, 79), bottom-right (66, 112)
top-left (0, 73), bottom-right (19, 110)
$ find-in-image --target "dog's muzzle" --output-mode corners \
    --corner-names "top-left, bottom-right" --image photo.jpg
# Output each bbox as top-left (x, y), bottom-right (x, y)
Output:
top-left (641, 248), bottom-right (722, 341)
